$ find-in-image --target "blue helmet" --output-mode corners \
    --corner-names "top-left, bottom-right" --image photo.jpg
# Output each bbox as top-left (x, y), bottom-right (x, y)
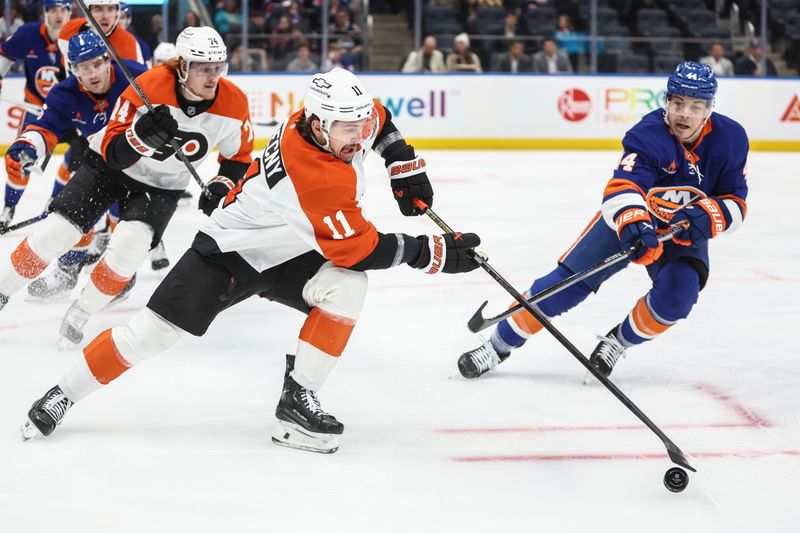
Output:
top-left (68, 31), bottom-right (108, 69)
top-left (666, 61), bottom-right (717, 101)
top-left (44, 0), bottom-right (72, 10)
top-left (119, 2), bottom-right (131, 17)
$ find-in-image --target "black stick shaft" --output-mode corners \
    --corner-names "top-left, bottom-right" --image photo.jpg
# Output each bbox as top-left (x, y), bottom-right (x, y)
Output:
top-left (414, 199), bottom-right (695, 472)
top-left (0, 212), bottom-right (47, 235)
top-left (73, 0), bottom-right (210, 199)
top-left (470, 221), bottom-right (689, 332)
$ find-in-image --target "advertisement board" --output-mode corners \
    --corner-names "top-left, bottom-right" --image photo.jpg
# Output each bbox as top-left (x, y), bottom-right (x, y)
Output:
top-left (0, 73), bottom-right (797, 151)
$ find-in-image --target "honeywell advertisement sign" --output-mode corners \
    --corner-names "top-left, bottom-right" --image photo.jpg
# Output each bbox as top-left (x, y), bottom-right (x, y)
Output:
top-left (0, 73), bottom-right (797, 150)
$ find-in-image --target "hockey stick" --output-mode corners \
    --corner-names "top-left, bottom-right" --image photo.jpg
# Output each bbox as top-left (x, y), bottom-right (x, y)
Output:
top-left (255, 119), bottom-right (279, 127)
top-left (0, 212), bottom-right (47, 235)
top-left (0, 98), bottom-right (44, 117)
top-left (467, 220), bottom-right (690, 333)
top-left (413, 198), bottom-right (696, 472)
top-left (73, 0), bottom-right (211, 199)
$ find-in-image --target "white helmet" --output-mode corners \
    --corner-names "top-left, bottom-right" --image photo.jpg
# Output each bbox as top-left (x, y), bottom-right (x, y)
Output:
top-left (153, 41), bottom-right (177, 65)
top-left (303, 68), bottom-right (373, 137)
top-left (175, 26), bottom-right (227, 69)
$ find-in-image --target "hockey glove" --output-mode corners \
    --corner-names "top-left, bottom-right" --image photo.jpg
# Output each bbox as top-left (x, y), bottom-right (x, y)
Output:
top-left (4, 139), bottom-right (37, 184)
top-left (616, 207), bottom-right (663, 266)
top-left (670, 198), bottom-right (730, 248)
top-left (388, 156), bottom-right (433, 216)
top-left (128, 105), bottom-right (179, 152)
top-left (410, 232), bottom-right (481, 274)
top-left (198, 176), bottom-right (235, 216)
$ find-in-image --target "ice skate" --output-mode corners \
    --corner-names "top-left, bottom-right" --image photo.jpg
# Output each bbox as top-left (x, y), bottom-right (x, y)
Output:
top-left (458, 336), bottom-right (510, 379)
top-left (20, 385), bottom-right (73, 440)
top-left (82, 226), bottom-right (110, 267)
top-left (0, 205), bottom-right (14, 231)
top-left (272, 354), bottom-right (343, 454)
top-left (150, 240), bottom-right (170, 270)
top-left (584, 326), bottom-right (627, 384)
top-left (109, 274), bottom-right (137, 306)
top-left (27, 262), bottom-right (82, 300)
top-left (0, 293), bottom-right (8, 311)
top-left (58, 301), bottom-right (91, 347)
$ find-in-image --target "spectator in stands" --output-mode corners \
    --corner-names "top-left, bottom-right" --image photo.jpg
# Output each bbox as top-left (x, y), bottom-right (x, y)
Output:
top-left (183, 10), bottom-right (201, 31)
top-left (447, 33), bottom-right (483, 72)
top-left (734, 38), bottom-right (777, 76)
top-left (492, 10), bottom-right (522, 53)
top-left (700, 42), bottom-right (734, 76)
top-left (532, 37), bottom-right (573, 74)
top-left (329, 8), bottom-right (363, 68)
top-left (0, 4), bottom-right (24, 40)
top-left (215, 0), bottom-right (243, 40)
top-left (287, 42), bottom-right (318, 72)
top-left (497, 39), bottom-right (531, 73)
top-left (146, 14), bottom-right (164, 52)
top-left (401, 35), bottom-right (446, 73)
top-left (321, 42), bottom-right (353, 72)
top-left (555, 14), bottom-right (583, 72)
top-left (270, 14), bottom-right (304, 62)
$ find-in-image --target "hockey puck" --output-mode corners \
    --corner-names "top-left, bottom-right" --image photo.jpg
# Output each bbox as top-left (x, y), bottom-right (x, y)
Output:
top-left (663, 467), bottom-right (689, 492)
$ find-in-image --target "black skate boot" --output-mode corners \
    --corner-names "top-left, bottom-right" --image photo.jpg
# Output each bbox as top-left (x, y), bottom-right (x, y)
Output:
top-left (458, 337), bottom-right (510, 379)
top-left (27, 262), bottom-right (82, 299)
top-left (586, 326), bottom-right (627, 382)
top-left (150, 240), bottom-right (170, 271)
top-left (20, 385), bottom-right (73, 440)
top-left (272, 354), bottom-right (343, 453)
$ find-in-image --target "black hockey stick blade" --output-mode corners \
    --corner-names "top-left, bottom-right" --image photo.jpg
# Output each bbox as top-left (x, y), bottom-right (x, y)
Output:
top-left (666, 441), bottom-right (697, 472)
top-left (467, 301), bottom-right (489, 333)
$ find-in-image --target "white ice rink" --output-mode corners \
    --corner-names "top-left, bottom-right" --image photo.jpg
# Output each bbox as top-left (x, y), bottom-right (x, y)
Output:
top-left (0, 149), bottom-right (798, 532)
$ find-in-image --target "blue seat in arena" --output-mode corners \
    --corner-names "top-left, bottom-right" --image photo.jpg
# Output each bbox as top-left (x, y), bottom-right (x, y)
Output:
top-left (653, 54), bottom-right (685, 74)
top-left (615, 52), bottom-right (650, 73)
top-left (636, 8), bottom-right (669, 34)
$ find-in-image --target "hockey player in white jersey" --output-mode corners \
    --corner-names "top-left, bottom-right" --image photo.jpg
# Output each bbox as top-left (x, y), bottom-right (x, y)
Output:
top-left (0, 26), bottom-right (253, 346)
top-left (20, 68), bottom-right (482, 454)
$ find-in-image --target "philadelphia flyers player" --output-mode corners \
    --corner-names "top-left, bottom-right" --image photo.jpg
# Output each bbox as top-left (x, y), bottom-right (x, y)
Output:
top-left (0, 0), bottom-right (72, 229)
top-left (458, 61), bottom-right (748, 380)
top-left (0, 26), bottom-right (252, 346)
top-left (19, 68), bottom-right (482, 454)
top-left (58, 0), bottom-right (146, 71)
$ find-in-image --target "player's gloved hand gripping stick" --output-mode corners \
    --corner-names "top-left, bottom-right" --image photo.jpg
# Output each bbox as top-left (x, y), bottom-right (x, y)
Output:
top-left (74, 0), bottom-right (211, 200)
top-left (412, 198), bottom-right (696, 473)
top-left (467, 219), bottom-right (690, 333)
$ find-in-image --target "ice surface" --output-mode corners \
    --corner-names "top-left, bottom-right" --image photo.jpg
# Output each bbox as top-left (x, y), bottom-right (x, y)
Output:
top-left (0, 150), bottom-right (797, 532)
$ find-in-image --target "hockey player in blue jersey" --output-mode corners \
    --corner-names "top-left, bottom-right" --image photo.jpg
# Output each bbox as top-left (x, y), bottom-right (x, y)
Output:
top-left (0, 0), bottom-right (72, 228)
top-left (458, 61), bottom-right (749, 380)
top-left (3, 31), bottom-right (147, 299)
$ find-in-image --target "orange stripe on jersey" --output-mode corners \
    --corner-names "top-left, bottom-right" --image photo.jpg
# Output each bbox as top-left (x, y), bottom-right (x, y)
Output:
top-left (558, 211), bottom-right (601, 263)
top-left (604, 178), bottom-right (646, 198)
top-left (90, 259), bottom-right (131, 295)
top-left (23, 125), bottom-right (59, 153)
top-left (510, 304), bottom-right (544, 336)
top-left (299, 307), bottom-right (356, 357)
top-left (631, 297), bottom-right (670, 337)
top-left (23, 88), bottom-right (44, 107)
top-left (11, 238), bottom-right (49, 279)
top-left (83, 329), bottom-right (132, 385)
top-left (282, 110), bottom-right (380, 268)
top-left (717, 194), bottom-right (747, 219)
top-left (373, 98), bottom-right (387, 136)
top-left (59, 19), bottom-right (142, 65)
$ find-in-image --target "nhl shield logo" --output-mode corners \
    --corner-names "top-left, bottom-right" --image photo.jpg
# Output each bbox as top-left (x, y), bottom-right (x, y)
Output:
top-left (187, 106), bottom-right (196, 116)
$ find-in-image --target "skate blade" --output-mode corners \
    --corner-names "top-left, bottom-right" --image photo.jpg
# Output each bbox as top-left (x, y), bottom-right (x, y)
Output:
top-left (271, 421), bottom-right (339, 454)
top-left (20, 419), bottom-right (42, 441)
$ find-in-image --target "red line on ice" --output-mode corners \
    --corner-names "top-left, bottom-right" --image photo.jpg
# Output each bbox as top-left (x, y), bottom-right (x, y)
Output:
top-left (453, 450), bottom-right (800, 463)
top-left (435, 422), bottom-right (757, 435)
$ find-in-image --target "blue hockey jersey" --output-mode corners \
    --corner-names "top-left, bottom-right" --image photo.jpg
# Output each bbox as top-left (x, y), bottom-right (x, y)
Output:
top-left (0, 22), bottom-right (64, 105)
top-left (601, 109), bottom-right (748, 234)
top-left (17, 59), bottom-right (148, 163)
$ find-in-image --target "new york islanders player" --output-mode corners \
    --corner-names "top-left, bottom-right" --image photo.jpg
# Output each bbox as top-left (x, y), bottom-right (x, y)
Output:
top-left (458, 61), bottom-right (748, 380)
top-left (0, 0), bottom-right (71, 229)
top-left (3, 32), bottom-right (147, 300)
top-left (0, 26), bottom-right (252, 345)
top-left (58, 0), bottom-right (146, 71)
top-left (19, 68), bottom-right (482, 454)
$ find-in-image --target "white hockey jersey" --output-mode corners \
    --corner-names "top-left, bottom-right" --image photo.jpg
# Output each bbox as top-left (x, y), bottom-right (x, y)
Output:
top-left (201, 101), bottom-right (389, 272)
top-left (90, 65), bottom-right (254, 190)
